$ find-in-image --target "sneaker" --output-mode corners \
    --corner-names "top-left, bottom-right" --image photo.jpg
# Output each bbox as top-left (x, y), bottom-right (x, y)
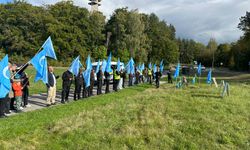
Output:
top-left (46, 104), bottom-right (51, 107)
top-left (20, 107), bottom-right (24, 110)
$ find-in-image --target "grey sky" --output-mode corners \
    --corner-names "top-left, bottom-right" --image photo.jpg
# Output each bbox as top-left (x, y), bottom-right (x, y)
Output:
top-left (27, 0), bottom-right (249, 44)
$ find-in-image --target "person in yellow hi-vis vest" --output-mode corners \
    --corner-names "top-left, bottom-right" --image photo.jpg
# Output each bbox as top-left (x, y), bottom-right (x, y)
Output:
top-left (114, 68), bottom-right (121, 92)
top-left (148, 68), bottom-right (152, 84)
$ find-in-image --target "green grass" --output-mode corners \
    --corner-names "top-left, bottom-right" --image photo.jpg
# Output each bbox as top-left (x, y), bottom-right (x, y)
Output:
top-left (25, 67), bottom-right (66, 94)
top-left (0, 81), bottom-right (249, 149)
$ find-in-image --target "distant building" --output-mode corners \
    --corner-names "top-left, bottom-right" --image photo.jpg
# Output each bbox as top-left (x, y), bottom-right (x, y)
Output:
top-left (88, 0), bottom-right (101, 12)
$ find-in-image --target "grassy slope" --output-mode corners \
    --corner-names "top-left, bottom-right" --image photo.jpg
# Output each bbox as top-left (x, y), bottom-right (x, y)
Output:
top-left (0, 83), bottom-right (249, 149)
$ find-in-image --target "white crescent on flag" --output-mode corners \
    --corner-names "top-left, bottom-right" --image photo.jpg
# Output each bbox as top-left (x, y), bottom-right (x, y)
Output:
top-left (39, 56), bottom-right (46, 67)
top-left (3, 66), bottom-right (9, 79)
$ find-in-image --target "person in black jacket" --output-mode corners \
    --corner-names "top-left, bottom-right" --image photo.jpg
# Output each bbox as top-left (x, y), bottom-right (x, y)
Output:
top-left (104, 71), bottom-right (111, 93)
top-left (46, 66), bottom-right (59, 106)
top-left (155, 66), bottom-right (162, 88)
top-left (21, 72), bottom-right (30, 107)
top-left (89, 69), bottom-right (95, 97)
top-left (61, 70), bottom-right (73, 104)
top-left (120, 69), bottom-right (126, 88)
top-left (74, 68), bottom-right (84, 100)
top-left (97, 66), bottom-right (103, 95)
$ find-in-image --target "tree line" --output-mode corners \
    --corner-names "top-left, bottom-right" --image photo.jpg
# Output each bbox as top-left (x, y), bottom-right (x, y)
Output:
top-left (0, 1), bottom-right (249, 70)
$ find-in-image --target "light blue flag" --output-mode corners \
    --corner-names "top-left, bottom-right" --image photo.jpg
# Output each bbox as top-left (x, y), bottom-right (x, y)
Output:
top-left (141, 63), bottom-right (145, 72)
top-left (125, 61), bottom-right (130, 74)
top-left (160, 60), bottom-right (164, 72)
top-left (197, 63), bottom-right (202, 76)
top-left (117, 58), bottom-right (121, 72)
top-left (130, 58), bottom-right (135, 74)
top-left (34, 58), bottom-right (48, 84)
top-left (83, 69), bottom-right (91, 88)
top-left (68, 56), bottom-right (82, 76)
top-left (153, 64), bottom-right (157, 73)
top-left (30, 50), bottom-right (47, 76)
top-left (0, 55), bottom-right (11, 98)
top-left (96, 59), bottom-right (100, 73)
top-left (148, 63), bottom-right (152, 70)
top-left (42, 36), bottom-right (57, 60)
top-left (102, 59), bottom-right (107, 73)
top-left (192, 76), bottom-right (196, 84)
top-left (105, 53), bottom-right (112, 73)
top-left (86, 55), bottom-right (92, 70)
top-left (207, 69), bottom-right (212, 84)
top-left (174, 63), bottom-right (180, 79)
top-left (0, 0), bottom-right (13, 4)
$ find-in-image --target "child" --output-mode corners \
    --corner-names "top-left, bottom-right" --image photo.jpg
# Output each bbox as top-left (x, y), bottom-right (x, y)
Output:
top-left (12, 76), bottom-right (23, 113)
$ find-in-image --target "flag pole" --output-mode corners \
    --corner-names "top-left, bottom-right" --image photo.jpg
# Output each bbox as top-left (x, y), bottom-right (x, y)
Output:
top-left (11, 47), bottom-right (43, 79)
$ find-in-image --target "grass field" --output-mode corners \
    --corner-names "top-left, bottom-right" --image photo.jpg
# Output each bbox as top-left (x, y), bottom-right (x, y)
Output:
top-left (0, 77), bottom-right (249, 149)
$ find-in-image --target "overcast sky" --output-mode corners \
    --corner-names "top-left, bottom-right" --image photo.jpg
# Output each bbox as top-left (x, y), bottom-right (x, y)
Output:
top-left (24, 0), bottom-right (250, 44)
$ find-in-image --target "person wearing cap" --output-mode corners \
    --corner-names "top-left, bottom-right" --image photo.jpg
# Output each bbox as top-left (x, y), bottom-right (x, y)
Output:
top-left (12, 75), bottom-right (23, 112)
top-left (46, 66), bottom-right (59, 106)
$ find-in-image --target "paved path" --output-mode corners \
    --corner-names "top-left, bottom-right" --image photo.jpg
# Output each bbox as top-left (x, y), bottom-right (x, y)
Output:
top-left (9, 80), bottom-right (167, 115)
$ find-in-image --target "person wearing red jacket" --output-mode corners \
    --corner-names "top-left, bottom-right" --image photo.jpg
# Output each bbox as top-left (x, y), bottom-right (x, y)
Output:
top-left (12, 77), bottom-right (23, 113)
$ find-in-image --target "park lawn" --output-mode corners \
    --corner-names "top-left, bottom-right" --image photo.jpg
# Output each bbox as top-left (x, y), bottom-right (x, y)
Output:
top-left (0, 82), bottom-right (249, 149)
top-left (25, 67), bottom-right (66, 95)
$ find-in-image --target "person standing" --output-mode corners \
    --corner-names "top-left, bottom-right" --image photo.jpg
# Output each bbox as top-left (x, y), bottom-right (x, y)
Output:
top-left (97, 66), bottom-right (103, 95)
top-left (155, 67), bottom-right (162, 88)
top-left (21, 72), bottom-right (30, 107)
top-left (167, 69), bottom-right (173, 84)
top-left (148, 68), bottom-right (152, 84)
top-left (74, 68), bottom-right (84, 100)
top-left (128, 73), bottom-right (133, 86)
top-left (89, 69), bottom-right (95, 96)
top-left (61, 70), bottom-right (73, 104)
top-left (114, 68), bottom-right (121, 92)
top-left (12, 76), bottom-right (23, 113)
top-left (46, 66), bottom-right (59, 106)
top-left (104, 71), bottom-right (111, 93)
top-left (120, 69), bottom-right (126, 88)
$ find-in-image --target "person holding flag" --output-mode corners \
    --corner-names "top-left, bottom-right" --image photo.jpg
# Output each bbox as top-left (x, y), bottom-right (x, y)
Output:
top-left (74, 68), bottom-right (84, 100)
top-left (46, 66), bottom-right (59, 106)
top-left (0, 55), bottom-right (11, 118)
top-left (61, 69), bottom-right (73, 104)
top-left (104, 53), bottom-right (112, 93)
top-left (96, 65), bottom-right (103, 95)
top-left (154, 66), bottom-right (162, 88)
top-left (207, 68), bottom-right (212, 84)
top-left (197, 63), bottom-right (202, 84)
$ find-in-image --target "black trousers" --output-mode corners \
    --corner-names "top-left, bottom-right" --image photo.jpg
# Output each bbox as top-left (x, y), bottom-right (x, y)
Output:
top-left (22, 87), bottom-right (29, 106)
top-left (74, 84), bottom-right (82, 100)
top-left (122, 78), bottom-right (125, 88)
top-left (82, 87), bottom-right (87, 98)
top-left (148, 76), bottom-right (152, 84)
top-left (0, 97), bottom-right (6, 116)
top-left (129, 77), bottom-right (133, 86)
top-left (105, 79), bottom-right (110, 93)
top-left (156, 79), bottom-right (160, 88)
top-left (97, 80), bottom-right (102, 95)
top-left (61, 85), bottom-right (71, 102)
top-left (114, 79), bottom-right (119, 91)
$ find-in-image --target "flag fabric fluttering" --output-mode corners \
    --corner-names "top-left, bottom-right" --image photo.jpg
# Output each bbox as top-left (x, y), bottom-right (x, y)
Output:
top-left (197, 63), bottom-right (202, 76)
top-left (83, 69), bottom-right (91, 88)
top-left (30, 50), bottom-right (48, 84)
top-left (207, 68), bottom-right (212, 84)
top-left (86, 55), bottom-right (92, 70)
top-left (96, 59), bottom-right (100, 73)
top-left (148, 63), bottom-right (152, 70)
top-left (141, 63), bottom-right (145, 72)
top-left (0, 55), bottom-right (11, 98)
top-left (117, 58), bottom-right (121, 72)
top-left (102, 59), bottom-right (107, 73)
top-left (41, 36), bottom-right (57, 60)
top-left (130, 58), bottom-right (135, 74)
top-left (160, 60), bottom-right (164, 72)
top-left (174, 63), bottom-right (180, 79)
top-left (68, 56), bottom-right (82, 76)
top-left (83, 55), bottom-right (92, 88)
top-left (192, 76), bottom-right (196, 84)
top-left (153, 64), bottom-right (157, 73)
top-left (105, 53), bottom-right (112, 73)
